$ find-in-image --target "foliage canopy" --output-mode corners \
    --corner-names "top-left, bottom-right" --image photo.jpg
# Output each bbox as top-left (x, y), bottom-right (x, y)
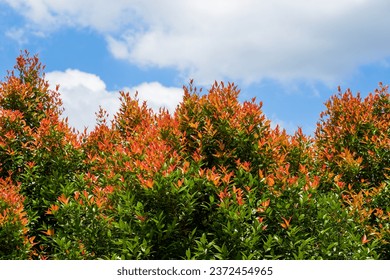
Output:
top-left (1, 52), bottom-right (389, 259)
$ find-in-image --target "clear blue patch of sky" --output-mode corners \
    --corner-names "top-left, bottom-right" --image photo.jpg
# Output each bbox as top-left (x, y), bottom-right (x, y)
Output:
top-left (0, 3), bottom-right (28, 76)
top-left (345, 61), bottom-right (390, 96)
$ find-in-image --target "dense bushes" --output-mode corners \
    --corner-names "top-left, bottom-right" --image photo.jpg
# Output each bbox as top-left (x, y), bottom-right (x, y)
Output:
top-left (1, 52), bottom-right (389, 259)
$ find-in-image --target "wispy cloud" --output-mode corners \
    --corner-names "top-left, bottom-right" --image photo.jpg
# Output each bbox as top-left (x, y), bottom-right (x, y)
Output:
top-left (5, 27), bottom-right (29, 45)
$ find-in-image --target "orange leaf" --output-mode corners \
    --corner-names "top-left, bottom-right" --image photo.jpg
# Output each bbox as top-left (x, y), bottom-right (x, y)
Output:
top-left (176, 179), bottom-right (183, 188)
top-left (43, 228), bottom-right (55, 236)
top-left (267, 176), bottom-right (275, 187)
top-left (222, 171), bottom-right (234, 185)
top-left (257, 216), bottom-right (264, 223)
top-left (258, 169), bottom-right (265, 179)
top-left (181, 161), bottom-right (190, 174)
top-left (189, 122), bottom-right (199, 129)
top-left (58, 194), bottom-right (69, 205)
top-left (261, 199), bottom-right (270, 208)
top-left (29, 236), bottom-right (37, 246)
top-left (280, 216), bottom-right (292, 229)
top-left (361, 234), bottom-right (369, 244)
top-left (45, 204), bottom-right (59, 215)
top-left (144, 179), bottom-right (154, 189)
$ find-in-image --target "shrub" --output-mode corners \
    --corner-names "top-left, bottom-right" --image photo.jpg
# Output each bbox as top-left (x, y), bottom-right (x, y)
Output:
top-left (315, 84), bottom-right (390, 191)
top-left (0, 52), bottom-right (86, 258)
top-left (0, 52), bottom-right (388, 259)
top-left (0, 177), bottom-right (32, 259)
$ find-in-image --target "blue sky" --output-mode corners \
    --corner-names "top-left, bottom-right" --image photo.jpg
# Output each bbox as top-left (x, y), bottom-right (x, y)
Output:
top-left (1, 0), bottom-right (390, 135)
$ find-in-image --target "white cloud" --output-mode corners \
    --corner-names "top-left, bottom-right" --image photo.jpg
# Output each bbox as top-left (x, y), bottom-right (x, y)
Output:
top-left (124, 82), bottom-right (183, 114)
top-left (4, 0), bottom-right (390, 85)
top-left (45, 69), bottom-right (182, 132)
top-left (46, 69), bottom-right (121, 131)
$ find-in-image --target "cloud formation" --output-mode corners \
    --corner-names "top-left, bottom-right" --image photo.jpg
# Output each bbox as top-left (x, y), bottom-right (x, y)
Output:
top-left (46, 69), bottom-right (182, 132)
top-left (3, 0), bottom-right (390, 85)
top-left (122, 82), bottom-right (183, 115)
